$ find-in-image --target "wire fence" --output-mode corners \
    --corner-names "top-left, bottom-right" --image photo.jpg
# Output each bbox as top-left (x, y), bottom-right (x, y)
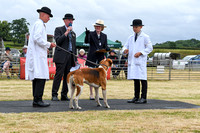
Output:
top-left (1, 57), bottom-right (200, 80)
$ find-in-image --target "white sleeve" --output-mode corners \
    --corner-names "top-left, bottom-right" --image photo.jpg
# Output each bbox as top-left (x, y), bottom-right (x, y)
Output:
top-left (140, 35), bottom-right (153, 56)
top-left (33, 22), bottom-right (51, 49)
top-left (122, 36), bottom-right (131, 52)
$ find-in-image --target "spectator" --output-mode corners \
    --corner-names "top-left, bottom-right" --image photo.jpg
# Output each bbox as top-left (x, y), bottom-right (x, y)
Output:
top-left (119, 54), bottom-right (128, 79)
top-left (108, 50), bottom-right (120, 79)
top-left (20, 45), bottom-right (28, 57)
top-left (0, 47), bottom-right (13, 79)
top-left (78, 49), bottom-right (87, 60)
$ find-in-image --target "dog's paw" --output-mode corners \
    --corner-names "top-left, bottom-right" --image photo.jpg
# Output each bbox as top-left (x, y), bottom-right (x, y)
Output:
top-left (69, 105), bottom-right (74, 109)
top-left (76, 106), bottom-right (82, 110)
top-left (105, 105), bottom-right (110, 108)
top-left (97, 104), bottom-right (102, 107)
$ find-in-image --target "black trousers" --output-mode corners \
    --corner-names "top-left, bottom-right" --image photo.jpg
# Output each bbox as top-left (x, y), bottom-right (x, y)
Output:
top-left (134, 79), bottom-right (147, 99)
top-left (32, 78), bottom-right (46, 102)
top-left (52, 55), bottom-right (72, 97)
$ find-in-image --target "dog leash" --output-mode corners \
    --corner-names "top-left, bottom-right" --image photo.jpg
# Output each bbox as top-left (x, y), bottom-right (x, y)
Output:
top-left (55, 45), bottom-right (108, 68)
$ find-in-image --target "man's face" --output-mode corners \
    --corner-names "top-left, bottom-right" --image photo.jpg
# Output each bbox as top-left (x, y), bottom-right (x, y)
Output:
top-left (40, 12), bottom-right (50, 23)
top-left (64, 19), bottom-right (74, 27)
top-left (110, 52), bottom-right (115, 56)
top-left (23, 48), bottom-right (27, 54)
top-left (133, 26), bottom-right (142, 33)
top-left (6, 50), bottom-right (10, 54)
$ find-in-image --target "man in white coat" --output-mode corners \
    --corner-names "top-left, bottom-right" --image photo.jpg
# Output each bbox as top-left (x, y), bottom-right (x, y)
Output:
top-left (123, 19), bottom-right (153, 104)
top-left (25, 7), bottom-right (56, 107)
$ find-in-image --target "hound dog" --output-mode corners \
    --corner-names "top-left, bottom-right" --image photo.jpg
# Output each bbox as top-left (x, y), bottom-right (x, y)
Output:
top-left (67, 58), bottom-right (113, 109)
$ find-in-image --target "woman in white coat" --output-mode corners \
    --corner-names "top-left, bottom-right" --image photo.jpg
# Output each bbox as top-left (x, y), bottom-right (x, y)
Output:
top-left (25, 7), bottom-right (56, 107)
top-left (123, 19), bottom-right (153, 104)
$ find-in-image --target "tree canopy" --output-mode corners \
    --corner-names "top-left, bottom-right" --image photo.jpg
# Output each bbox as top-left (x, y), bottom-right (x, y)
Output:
top-left (154, 39), bottom-right (200, 49)
top-left (0, 18), bottom-right (29, 46)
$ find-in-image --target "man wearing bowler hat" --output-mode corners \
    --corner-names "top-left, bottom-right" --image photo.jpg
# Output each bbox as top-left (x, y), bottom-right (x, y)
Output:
top-left (25, 7), bottom-right (56, 107)
top-left (123, 19), bottom-right (153, 104)
top-left (51, 13), bottom-right (77, 101)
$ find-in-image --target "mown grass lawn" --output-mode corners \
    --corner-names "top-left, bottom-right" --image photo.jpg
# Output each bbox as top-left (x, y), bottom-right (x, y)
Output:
top-left (0, 79), bottom-right (200, 132)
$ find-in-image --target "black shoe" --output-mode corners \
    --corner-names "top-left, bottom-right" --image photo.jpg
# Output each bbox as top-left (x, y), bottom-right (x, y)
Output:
top-left (99, 97), bottom-right (103, 100)
top-left (127, 97), bottom-right (138, 103)
top-left (51, 96), bottom-right (59, 101)
top-left (61, 96), bottom-right (70, 101)
top-left (33, 101), bottom-right (50, 107)
top-left (135, 98), bottom-right (147, 104)
top-left (90, 97), bottom-right (95, 100)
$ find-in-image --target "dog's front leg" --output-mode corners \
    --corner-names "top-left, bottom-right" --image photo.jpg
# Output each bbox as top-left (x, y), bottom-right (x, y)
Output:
top-left (102, 89), bottom-right (110, 108)
top-left (95, 87), bottom-right (102, 107)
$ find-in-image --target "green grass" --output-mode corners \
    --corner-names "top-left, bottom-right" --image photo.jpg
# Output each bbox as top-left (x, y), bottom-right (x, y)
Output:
top-left (4, 41), bottom-right (23, 50)
top-left (0, 80), bottom-right (200, 132)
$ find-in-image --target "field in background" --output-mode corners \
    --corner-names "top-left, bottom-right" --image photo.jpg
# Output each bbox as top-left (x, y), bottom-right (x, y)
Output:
top-left (0, 79), bottom-right (200, 132)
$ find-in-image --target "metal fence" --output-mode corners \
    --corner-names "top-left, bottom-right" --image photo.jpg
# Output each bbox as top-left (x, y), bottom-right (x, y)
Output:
top-left (1, 58), bottom-right (200, 80)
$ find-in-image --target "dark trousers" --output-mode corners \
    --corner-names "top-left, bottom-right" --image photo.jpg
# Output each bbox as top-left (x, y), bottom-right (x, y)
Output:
top-left (52, 55), bottom-right (72, 97)
top-left (134, 79), bottom-right (147, 99)
top-left (111, 67), bottom-right (120, 76)
top-left (32, 78), bottom-right (46, 102)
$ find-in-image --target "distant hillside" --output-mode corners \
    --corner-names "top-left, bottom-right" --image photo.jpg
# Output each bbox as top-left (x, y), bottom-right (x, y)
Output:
top-left (154, 38), bottom-right (200, 49)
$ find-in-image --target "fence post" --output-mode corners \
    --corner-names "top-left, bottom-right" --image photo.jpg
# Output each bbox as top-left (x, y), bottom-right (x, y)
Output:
top-left (169, 59), bottom-right (172, 80)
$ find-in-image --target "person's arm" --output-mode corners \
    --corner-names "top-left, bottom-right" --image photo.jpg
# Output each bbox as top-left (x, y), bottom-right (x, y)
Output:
top-left (54, 27), bottom-right (67, 46)
top-left (103, 34), bottom-right (110, 51)
top-left (84, 29), bottom-right (90, 44)
top-left (5, 53), bottom-right (13, 61)
top-left (140, 35), bottom-right (153, 56)
top-left (123, 36), bottom-right (131, 54)
top-left (33, 22), bottom-right (51, 49)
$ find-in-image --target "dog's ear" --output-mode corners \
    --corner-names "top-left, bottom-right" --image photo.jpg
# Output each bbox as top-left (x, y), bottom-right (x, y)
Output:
top-left (107, 58), bottom-right (113, 66)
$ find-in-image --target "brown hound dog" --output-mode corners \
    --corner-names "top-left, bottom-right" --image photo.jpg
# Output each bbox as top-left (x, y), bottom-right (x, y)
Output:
top-left (67, 58), bottom-right (113, 109)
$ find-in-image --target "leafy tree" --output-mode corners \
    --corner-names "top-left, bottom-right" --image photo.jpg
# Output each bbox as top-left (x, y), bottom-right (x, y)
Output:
top-left (10, 18), bottom-right (29, 45)
top-left (0, 20), bottom-right (11, 41)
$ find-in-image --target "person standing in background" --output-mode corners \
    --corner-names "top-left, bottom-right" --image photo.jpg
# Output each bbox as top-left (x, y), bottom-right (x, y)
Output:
top-left (25, 7), bottom-right (56, 107)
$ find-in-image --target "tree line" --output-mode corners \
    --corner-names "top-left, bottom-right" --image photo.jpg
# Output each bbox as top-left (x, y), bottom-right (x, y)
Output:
top-left (154, 38), bottom-right (200, 49)
top-left (0, 18), bottom-right (29, 46)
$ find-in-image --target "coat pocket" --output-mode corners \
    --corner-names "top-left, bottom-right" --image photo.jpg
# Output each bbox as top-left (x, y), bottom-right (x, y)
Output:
top-left (28, 56), bottom-right (34, 71)
top-left (134, 57), bottom-right (142, 66)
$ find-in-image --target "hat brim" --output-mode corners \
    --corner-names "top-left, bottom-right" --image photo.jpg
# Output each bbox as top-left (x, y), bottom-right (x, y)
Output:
top-left (63, 17), bottom-right (75, 20)
top-left (130, 24), bottom-right (144, 26)
top-left (37, 9), bottom-right (53, 17)
top-left (93, 24), bottom-right (107, 28)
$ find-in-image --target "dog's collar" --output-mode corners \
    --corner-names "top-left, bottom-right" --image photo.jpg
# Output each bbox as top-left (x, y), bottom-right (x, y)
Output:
top-left (99, 64), bottom-right (108, 69)
top-left (99, 65), bottom-right (107, 72)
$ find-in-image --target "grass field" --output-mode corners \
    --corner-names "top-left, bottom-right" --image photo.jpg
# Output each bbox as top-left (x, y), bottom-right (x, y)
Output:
top-left (0, 79), bottom-right (200, 132)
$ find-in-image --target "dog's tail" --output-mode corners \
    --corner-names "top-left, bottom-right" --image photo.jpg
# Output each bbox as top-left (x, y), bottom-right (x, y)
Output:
top-left (67, 71), bottom-right (76, 96)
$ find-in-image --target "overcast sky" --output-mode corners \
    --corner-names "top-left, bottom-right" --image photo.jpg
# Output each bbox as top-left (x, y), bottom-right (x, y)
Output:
top-left (1, 0), bottom-right (200, 45)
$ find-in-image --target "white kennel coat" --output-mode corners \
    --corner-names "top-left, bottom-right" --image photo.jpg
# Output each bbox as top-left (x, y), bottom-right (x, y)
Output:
top-left (25, 19), bottom-right (51, 80)
top-left (123, 31), bottom-right (153, 80)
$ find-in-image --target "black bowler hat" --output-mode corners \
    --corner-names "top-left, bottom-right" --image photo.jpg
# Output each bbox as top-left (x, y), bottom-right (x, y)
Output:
top-left (37, 7), bottom-right (53, 17)
top-left (130, 19), bottom-right (144, 26)
top-left (63, 14), bottom-right (75, 20)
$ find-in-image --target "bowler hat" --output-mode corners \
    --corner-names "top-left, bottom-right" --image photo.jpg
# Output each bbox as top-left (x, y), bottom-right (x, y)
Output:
top-left (5, 47), bottom-right (11, 51)
top-left (109, 50), bottom-right (116, 54)
top-left (63, 14), bottom-right (75, 20)
top-left (37, 7), bottom-right (53, 17)
top-left (130, 19), bottom-right (144, 26)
